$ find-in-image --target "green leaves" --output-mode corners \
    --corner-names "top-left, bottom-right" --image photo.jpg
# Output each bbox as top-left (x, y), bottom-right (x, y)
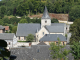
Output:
top-left (26, 34), bottom-right (34, 42)
top-left (50, 38), bottom-right (69, 59)
top-left (71, 41), bottom-right (80, 59)
top-left (12, 26), bottom-right (17, 34)
top-left (70, 19), bottom-right (80, 44)
top-left (19, 19), bottom-right (28, 23)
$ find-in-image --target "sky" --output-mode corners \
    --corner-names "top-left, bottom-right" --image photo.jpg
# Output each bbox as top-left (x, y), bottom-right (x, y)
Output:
top-left (0, 0), bottom-right (1, 1)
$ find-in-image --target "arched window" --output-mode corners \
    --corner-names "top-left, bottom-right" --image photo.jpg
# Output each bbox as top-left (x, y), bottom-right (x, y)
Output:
top-left (45, 21), bottom-right (47, 23)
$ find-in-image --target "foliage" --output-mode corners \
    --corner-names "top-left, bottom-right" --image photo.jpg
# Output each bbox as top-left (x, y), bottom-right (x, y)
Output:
top-left (12, 26), bottom-right (17, 34)
top-left (50, 38), bottom-right (69, 60)
top-left (26, 34), bottom-right (34, 42)
top-left (19, 19), bottom-right (28, 23)
top-left (70, 19), bottom-right (80, 44)
top-left (51, 18), bottom-right (59, 23)
top-left (70, 41), bottom-right (80, 60)
top-left (0, 40), bottom-right (10, 60)
top-left (69, 5), bottom-right (80, 21)
top-left (18, 41), bottom-right (27, 42)
top-left (0, 13), bottom-right (4, 19)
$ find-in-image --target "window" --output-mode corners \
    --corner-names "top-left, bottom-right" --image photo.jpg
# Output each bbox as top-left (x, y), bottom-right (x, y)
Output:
top-left (19, 37), bottom-right (20, 40)
top-left (9, 42), bottom-right (10, 45)
top-left (43, 32), bottom-right (44, 35)
top-left (45, 21), bottom-right (47, 23)
top-left (63, 42), bottom-right (64, 45)
top-left (56, 42), bottom-right (58, 45)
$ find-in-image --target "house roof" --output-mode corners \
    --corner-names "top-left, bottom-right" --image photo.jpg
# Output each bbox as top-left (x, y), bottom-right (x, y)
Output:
top-left (3, 26), bottom-right (9, 31)
top-left (0, 33), bottom-right (14, 40)
top-left (16, 23), bottom-right (41, 36)
top-left (41, 6), bottom-right (51, 19)
top-left (39, 34), bottom-right (67, 42)
top-left (0, 25), bottom-right (5, 29)
top-left (37, 42), bottom-right (47, 45)
top-left (45, 23), bottom-right (65, 33)
top-left (10, 45), bottom-right (74, 60)
top-left (45, 26), bottom-right (64, 33)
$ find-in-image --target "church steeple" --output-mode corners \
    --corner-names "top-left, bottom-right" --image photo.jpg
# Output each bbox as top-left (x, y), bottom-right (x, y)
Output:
top-left (41, 6), bottom-right (51, 28)
top-left (41, 6), bottom-right (51, 19)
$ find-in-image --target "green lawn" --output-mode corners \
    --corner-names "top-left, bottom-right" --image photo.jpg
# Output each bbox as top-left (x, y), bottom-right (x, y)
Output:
top-left (18, 41), bottom-right (27, 42)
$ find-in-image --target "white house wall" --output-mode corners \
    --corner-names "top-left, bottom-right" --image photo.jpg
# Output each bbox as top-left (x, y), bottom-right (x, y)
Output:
top-left (36, 27), bottom-right (49, 42)
top-left (58, 20), bottom-right (68, 23)
top-left (13, 35), bottom-right (17, 45)
top-left (5, 40), bottom-right (13, 47)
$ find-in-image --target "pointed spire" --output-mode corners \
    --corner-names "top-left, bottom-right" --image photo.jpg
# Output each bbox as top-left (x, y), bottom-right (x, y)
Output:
top-left (41, 6), bottom-right (51, 19)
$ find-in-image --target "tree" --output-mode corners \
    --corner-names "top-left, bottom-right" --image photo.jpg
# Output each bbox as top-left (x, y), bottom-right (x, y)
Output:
top-left (50, 38), bottom-right (69, 60)
top-left (51, 18), bottom-right (59, 23)
top-left (0, 6), bottom-right (6, 14)
top-left (0, 19), bottom-right (3, 25)
top-left (19, 19), bottom-right (28, 23)
top-left (12, 26), bottom-right (17, 34)
top-left (26, 34), bottom-right (34, 42)
top-left (0, 40), bottom-right (10, 60)
top-left (71, 41), bottom-right (80, 60)
top-left (69, 5), bottom-right (80, 21)
top-left (70, 18), bottom-right (80, 44)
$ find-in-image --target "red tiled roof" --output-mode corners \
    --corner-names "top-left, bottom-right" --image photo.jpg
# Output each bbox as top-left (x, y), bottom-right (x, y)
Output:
top-left (3, 26), bottom-right (9, 30)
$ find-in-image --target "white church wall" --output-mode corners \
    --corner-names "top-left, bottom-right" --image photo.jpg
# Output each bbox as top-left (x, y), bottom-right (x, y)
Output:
top-left (41, 19), bottom-right (51, 28)
top-left (36, 27), bottom-right (49, 42)
top-left (64, 24), bottom-right (67, 36)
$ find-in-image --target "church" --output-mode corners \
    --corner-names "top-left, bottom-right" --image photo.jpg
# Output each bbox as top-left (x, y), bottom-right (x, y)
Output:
top-left (16, 6), bottom-right (67, 45)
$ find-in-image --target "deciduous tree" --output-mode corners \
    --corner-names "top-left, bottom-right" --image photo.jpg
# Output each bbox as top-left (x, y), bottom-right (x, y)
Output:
top-left (70, 18), bottom-right (80, 44)
top-left (71, 41), bottom-right (80, 60)
top-left (50, 38), bottom-right (69, 60)
top-left (26, 34), bottom-right (34, 42)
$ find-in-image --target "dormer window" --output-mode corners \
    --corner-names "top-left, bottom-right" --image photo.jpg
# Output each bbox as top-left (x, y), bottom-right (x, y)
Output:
top-left (45, 21), bottom-right (47, 23)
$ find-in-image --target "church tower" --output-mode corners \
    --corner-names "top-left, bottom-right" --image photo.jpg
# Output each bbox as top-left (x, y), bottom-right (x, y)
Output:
top-left (41, 6), bottom-right (51, 28)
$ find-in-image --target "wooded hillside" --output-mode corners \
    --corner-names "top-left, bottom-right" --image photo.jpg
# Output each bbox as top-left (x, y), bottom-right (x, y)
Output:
top-left (0, 0), bottom-right (80, 21)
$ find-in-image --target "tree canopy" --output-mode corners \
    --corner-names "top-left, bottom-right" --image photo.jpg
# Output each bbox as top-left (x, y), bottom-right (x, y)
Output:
top-left (71, 41), bottom-right (80, 60)
top-left (50, 38), bottom-right (69, 60)
top-left (26, 34), bottom-right (34, 42)
top-left (19, 19), bottom-right (28, 23)
top-left (70, 18), bottom-right (80, 44)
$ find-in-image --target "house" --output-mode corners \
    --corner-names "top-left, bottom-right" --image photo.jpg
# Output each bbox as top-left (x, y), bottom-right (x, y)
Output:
top-left (16, 6), bottom-right (67, 42)
top-left (0, 33), bottom-right (17, 47)
top-left (0, 25), bottom-right (5, 33)
top-left (4, 26), bottom-right (9, 32)
top-left (39, 34), bottom-right (67, 45)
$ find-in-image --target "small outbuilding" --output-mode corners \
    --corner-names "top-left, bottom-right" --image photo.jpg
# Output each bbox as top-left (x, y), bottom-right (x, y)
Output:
top-left (0, 33), bottom-right (17, 47)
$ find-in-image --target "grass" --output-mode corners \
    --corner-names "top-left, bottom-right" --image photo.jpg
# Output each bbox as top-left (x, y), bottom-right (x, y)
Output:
top-left (18, 41), bottom-right (27, 42)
